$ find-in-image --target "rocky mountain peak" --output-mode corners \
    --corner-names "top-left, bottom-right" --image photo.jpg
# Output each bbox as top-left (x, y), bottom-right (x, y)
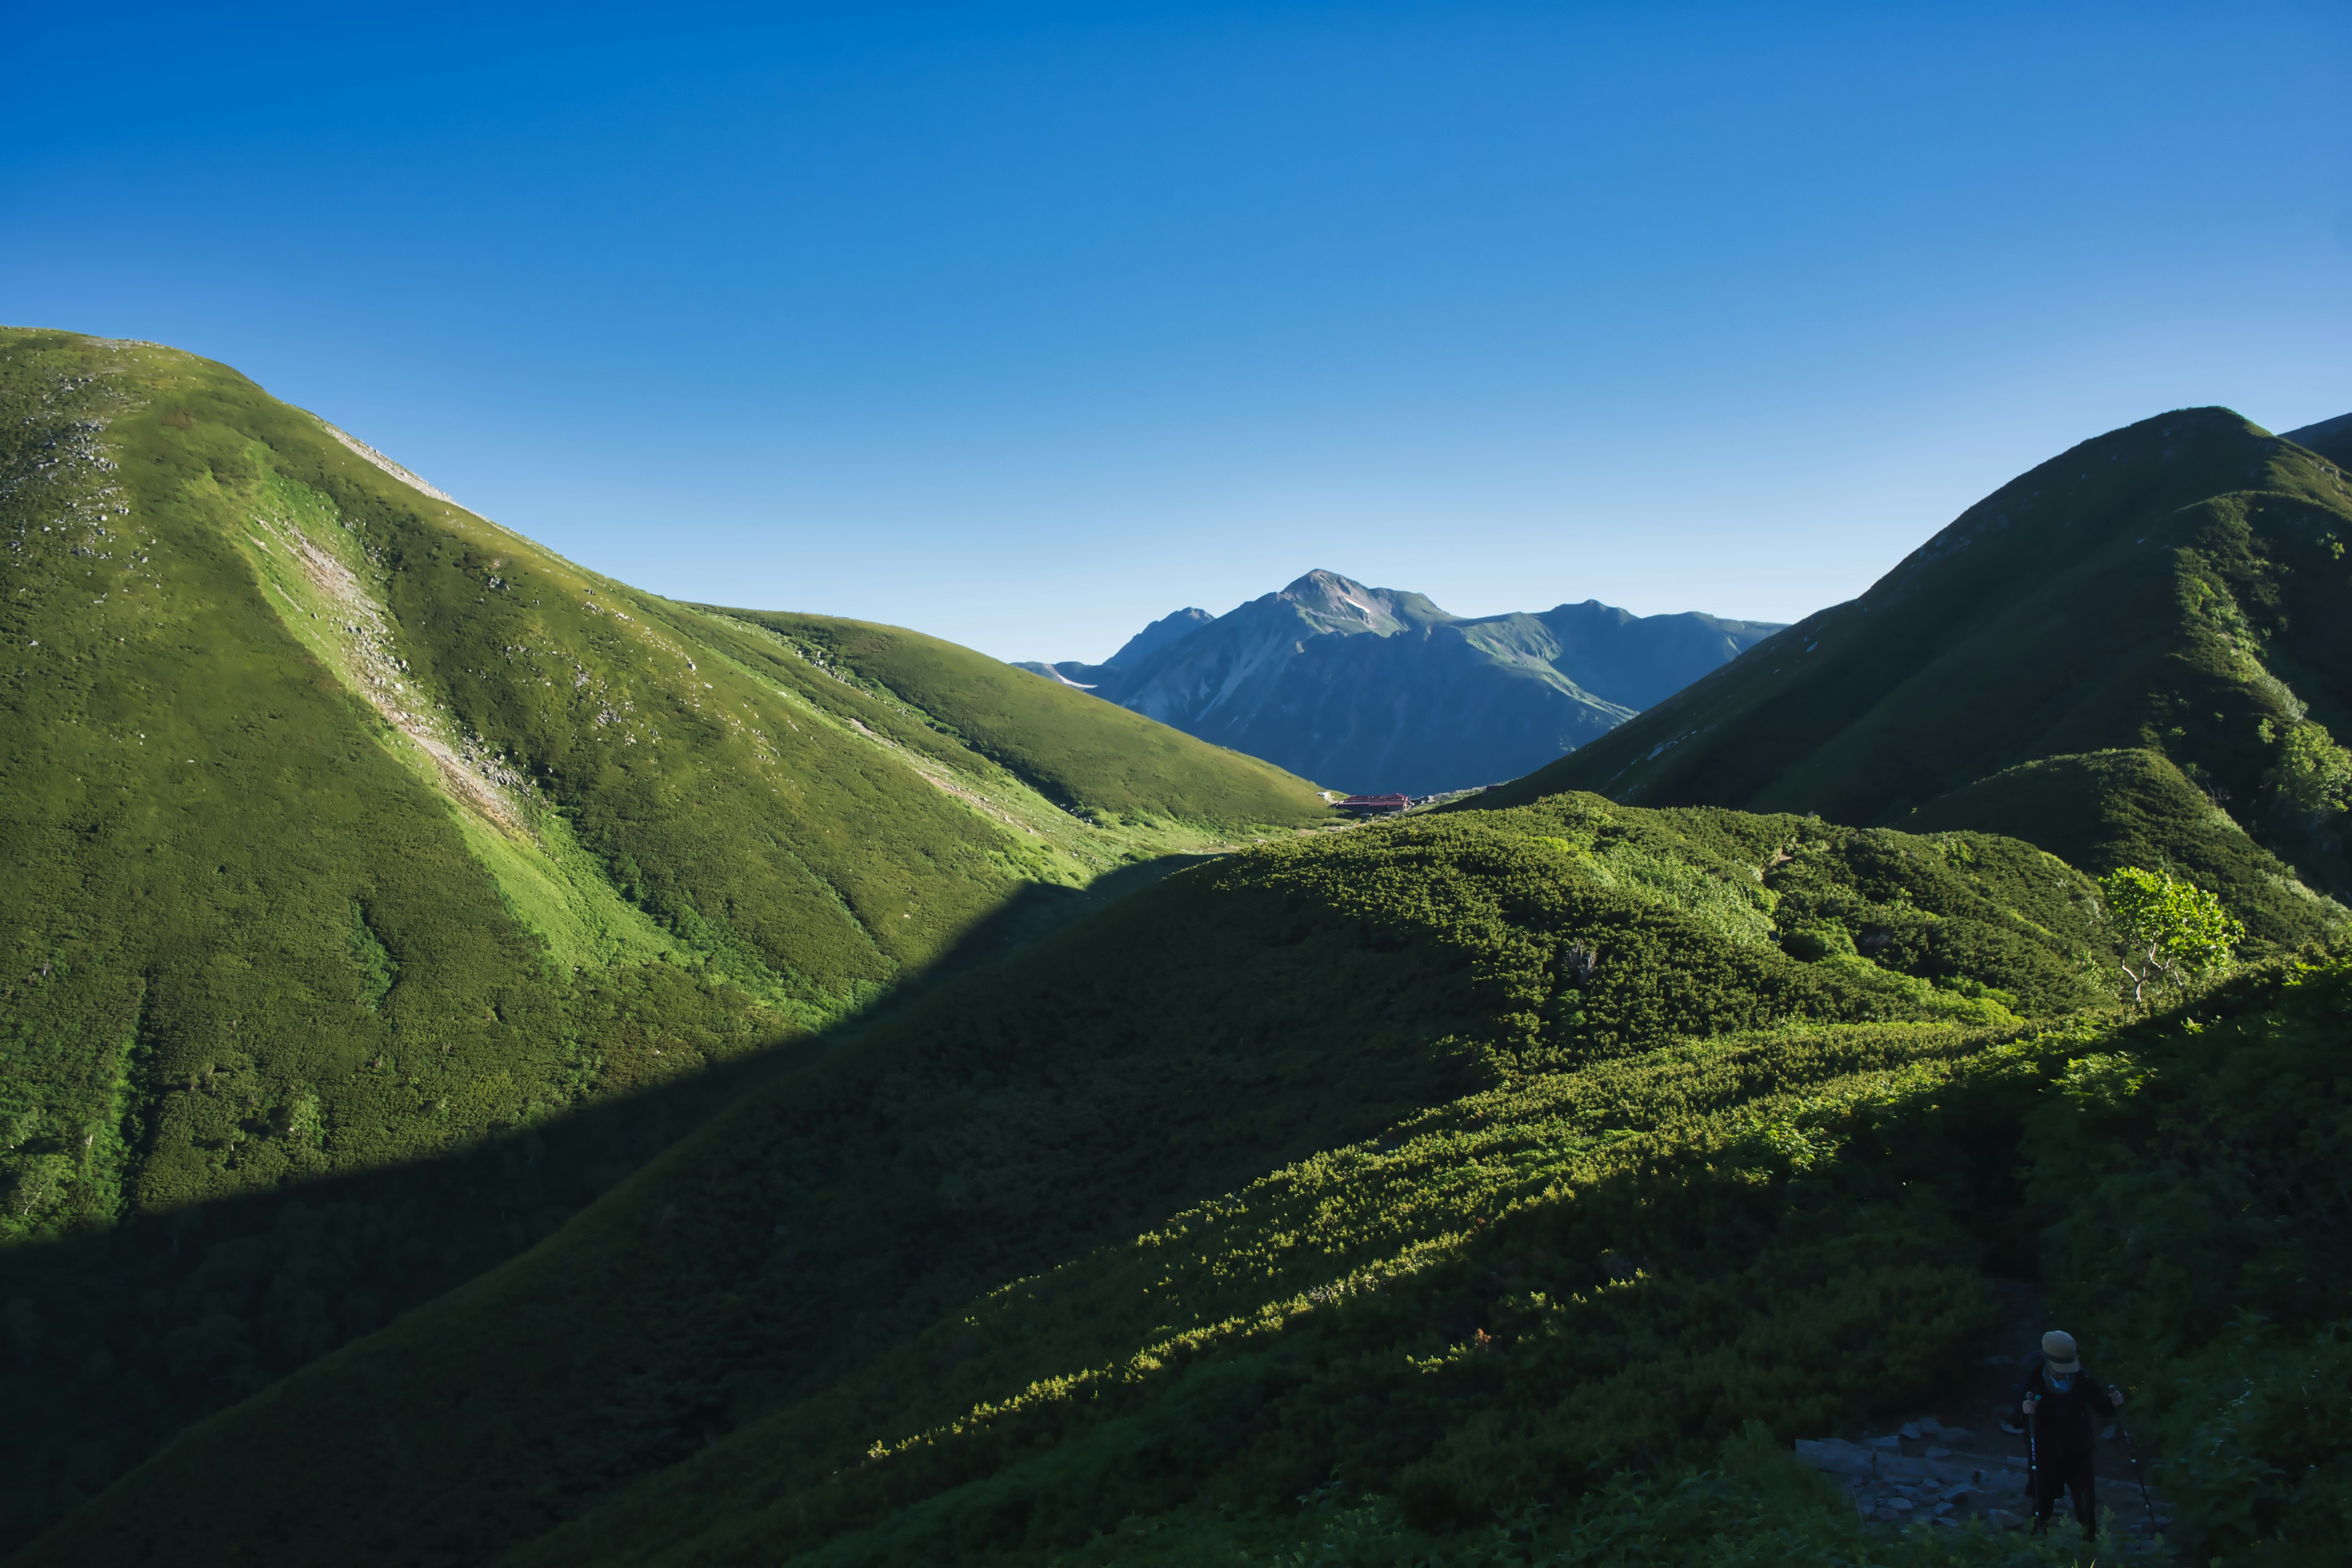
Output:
top-left (1276, 569), bottom-right (1422, 636)
top-left (1023, 570), bottom-right (1779, 793)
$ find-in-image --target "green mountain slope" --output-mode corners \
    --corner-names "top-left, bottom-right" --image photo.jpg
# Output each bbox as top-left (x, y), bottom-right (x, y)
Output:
top-left (1482, 406), bottom-right (2352, 949)
top-left (2283, 410), bottom-right (2352, 467)
top-left (573, 940), bottom-right (2341, 1568)
top-left (0, 326), bottom-right (1329, 1544)
top-left (24, 794), bottom-right (2125, 1564)
top-left (715, 609), bottom-right (1321, 829)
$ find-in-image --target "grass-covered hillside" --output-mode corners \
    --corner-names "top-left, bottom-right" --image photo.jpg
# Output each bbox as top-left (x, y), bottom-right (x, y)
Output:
top-left (1486, 407), bottom-right (2352, 951)
top-left (2283, 411), bottom-right (2352, 467)
top-left (713, 609), bottom-right (1321, 830)
top-left (0, 326), bottom-right (1328, 1545)
top-left (26, 794), bottom-right (2143, 1564)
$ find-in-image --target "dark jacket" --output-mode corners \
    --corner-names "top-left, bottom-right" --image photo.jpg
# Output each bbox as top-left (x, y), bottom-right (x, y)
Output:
top-left (2015, 1357), bottom-right (2117, 1456)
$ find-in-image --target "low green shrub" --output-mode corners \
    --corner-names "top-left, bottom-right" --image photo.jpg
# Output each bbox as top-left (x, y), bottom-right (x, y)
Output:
top-left (2030, 948), bottom-right (2352, 1564)
top-left (1073, 1425), bottom-right (2150, 1567)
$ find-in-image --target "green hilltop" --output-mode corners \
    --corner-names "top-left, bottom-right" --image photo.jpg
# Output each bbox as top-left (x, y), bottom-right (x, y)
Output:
top-left (1483, 405), bottom-right (2352, 952)
top-left (0, 326), bottom-right (1328, 1543)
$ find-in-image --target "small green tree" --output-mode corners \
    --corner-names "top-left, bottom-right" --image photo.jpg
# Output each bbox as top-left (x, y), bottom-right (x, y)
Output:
top-left (2269, 718), bottom-right (2352, 821)
top-left (2101, 866), bottom-right (2244, 1007)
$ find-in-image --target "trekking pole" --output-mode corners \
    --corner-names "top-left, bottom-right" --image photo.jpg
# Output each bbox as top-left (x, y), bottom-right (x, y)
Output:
top-left (2023, 1400), bottom-right (2041, 1532)
top-left (2115, 1413), bottom-right (2158, 1535)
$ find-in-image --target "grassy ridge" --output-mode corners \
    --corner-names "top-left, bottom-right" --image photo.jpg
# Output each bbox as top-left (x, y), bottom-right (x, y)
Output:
top-left (1900, 748), bottom-right (2314, 945)
top-left (712, 609), bottom-right (1333, 826)
top-left (23, 797), bottom-right (2118, 1564)
top-left (0, 332), bottom-right (604, 1226)
top-left (1488, 407), bottom-right (2352, 949)
top-left (0, 326), bottom-right (1329, 1545)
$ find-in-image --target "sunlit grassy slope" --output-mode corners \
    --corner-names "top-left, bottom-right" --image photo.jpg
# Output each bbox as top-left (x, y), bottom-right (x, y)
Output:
top-left (27, 794), bottom-right (2131, 1564)
top-left (1483, 407), bottom-right (2352, 950)
top-left (0, 326), bottom-right (1329, 1544)
top-left (714, 609), bottom-right (1325, 829)
top-left (0, 325), bottom-right (1331, 1224)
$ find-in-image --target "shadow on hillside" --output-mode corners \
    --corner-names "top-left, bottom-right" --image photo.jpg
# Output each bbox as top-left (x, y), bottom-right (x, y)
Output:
top-left (0, 850), bottom-right (1220, 1553)
top-left (0, 1035), bottom-right (816, 1551)
top-left (903, 851), bottom-right (1224, 986)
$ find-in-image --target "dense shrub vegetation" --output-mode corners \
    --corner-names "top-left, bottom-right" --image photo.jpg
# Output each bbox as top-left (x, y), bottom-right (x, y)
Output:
top-left (527, 953), bottom-right (2346, 1568)
top-left (23, 795), bottom-right (2139, 1564)
top-left (1903, 749), bottom-right (2320, 949)
top-left (2030, 954), bottom-right (2352, 1562)
top-left (1494, 407), bottom-right (2352, 946)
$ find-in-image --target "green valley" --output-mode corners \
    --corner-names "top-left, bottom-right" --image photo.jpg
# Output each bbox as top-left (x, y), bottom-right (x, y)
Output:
top-left (9, 7), bottom-right (2345, 1564)
top-left (7, 336), bottom-right (2349, 1568)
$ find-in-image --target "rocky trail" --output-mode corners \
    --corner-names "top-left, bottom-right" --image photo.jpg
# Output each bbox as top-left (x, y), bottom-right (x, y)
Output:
top-left (1793, 1278), bottom-right (2173, 1544)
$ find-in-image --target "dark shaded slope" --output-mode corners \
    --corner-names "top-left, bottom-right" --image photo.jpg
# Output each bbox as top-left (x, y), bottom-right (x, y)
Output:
top-left (1486, 407), bottom-right (2351, 945)
top-left (0, 1012), bottom-right (823, 1561)
top-left (2283, 410), bottom-right (2352, 467)
top-left (535, 1021), bottom-right (2011, 1567)
top-left (25, 799), bottom-right (2111, 1566)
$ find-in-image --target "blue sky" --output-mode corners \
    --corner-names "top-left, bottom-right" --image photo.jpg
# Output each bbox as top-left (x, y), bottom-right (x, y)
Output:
top-left (6, 2), bottom-right (2347, 662)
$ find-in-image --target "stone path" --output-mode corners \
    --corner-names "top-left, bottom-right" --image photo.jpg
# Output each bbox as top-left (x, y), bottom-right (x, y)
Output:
top-left (1793, 1279), bottom-right (2172, 1541)
top-left (1794, 1417), bottom-right (2169, 1539)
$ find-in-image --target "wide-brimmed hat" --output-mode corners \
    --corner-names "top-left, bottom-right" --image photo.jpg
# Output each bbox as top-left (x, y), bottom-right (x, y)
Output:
top-left (2041, 1330), bottom-right (2081, 1374)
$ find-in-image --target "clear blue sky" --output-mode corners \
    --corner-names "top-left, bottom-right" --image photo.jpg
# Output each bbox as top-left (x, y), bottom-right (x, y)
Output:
top-left (6, 2), bottom-right (2347, 662)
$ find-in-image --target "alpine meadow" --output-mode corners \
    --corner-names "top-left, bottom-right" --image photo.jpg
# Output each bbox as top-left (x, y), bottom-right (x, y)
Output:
top-left (4, 326), bottom-right (2350, 1568)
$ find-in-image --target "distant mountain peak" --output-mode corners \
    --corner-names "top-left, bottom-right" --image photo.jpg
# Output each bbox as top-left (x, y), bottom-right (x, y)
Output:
top-left (1108, 606), bottom-right (1213, 668)
top-left (1027, 571), bottom-right (1780, 792)
top-left (1280, 567), bottom-right (1371, 599)
top-left (1270, 568), bottom-right (1453, 637)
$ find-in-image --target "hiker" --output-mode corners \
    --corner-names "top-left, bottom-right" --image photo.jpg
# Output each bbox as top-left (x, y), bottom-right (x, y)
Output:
top-left (2016, 1330), bottom-right (2124, 1538)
